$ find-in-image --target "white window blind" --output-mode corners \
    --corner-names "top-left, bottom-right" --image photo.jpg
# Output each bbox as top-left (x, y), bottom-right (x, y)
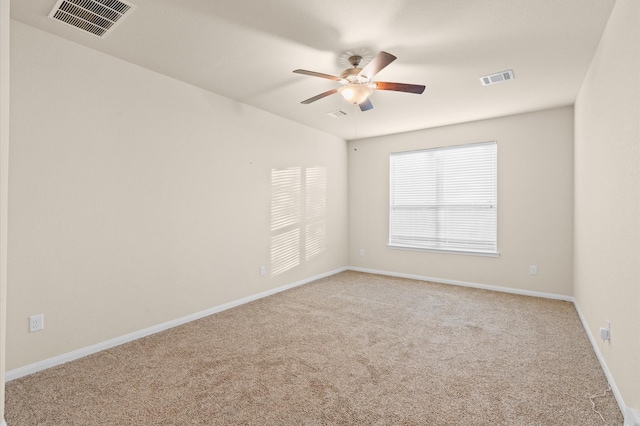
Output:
top-left (389, 141), bottom-right (497, 255)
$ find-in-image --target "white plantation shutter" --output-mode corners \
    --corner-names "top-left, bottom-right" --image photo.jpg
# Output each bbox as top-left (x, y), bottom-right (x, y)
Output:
top-left (389, 141), bottom-right (497, 255)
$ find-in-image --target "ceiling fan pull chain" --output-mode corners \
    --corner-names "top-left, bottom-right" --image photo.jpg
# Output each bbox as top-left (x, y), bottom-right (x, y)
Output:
top-left (353, 103), bottom-right (358, 140)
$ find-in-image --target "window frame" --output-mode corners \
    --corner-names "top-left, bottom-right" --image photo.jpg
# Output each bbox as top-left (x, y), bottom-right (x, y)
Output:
top-left (388, 141), bottom-right (499, 257)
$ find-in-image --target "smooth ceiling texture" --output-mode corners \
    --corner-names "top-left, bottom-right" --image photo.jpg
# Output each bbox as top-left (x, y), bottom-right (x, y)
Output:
top-left (11, 0), bottom-right (616, 140)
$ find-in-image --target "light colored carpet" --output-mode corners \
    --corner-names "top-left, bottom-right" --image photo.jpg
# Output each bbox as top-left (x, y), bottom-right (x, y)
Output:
top-left (5, 271), bottom-right (623, 425)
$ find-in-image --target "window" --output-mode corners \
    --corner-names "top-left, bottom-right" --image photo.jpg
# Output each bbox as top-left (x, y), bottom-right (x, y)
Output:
top-left (389, 141), bottom-right (497, 256)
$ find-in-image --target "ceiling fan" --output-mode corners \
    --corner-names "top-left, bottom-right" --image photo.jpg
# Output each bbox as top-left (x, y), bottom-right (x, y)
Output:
top-left (293, 51), bottom-right (425, 111)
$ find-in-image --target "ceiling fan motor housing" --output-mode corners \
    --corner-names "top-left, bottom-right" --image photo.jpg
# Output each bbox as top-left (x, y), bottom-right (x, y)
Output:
top-left (341, 67), bottom-right (360, 78)
top-left (340, 68), bottom-right (369, 84)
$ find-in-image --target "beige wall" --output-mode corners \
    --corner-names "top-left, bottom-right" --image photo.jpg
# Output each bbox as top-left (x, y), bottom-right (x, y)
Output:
top-left (349, 107), bottom-right (574, 296)
top-left (574, 0), bottom-right (640, 413)
top-left (7, 21), bottom-right (348, 370)
top-left (1, 1), bottom-right (9, 423)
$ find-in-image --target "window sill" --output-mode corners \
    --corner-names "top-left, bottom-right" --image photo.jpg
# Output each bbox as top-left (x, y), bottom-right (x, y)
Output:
top-left (387, 244), bottom-right (500, 258)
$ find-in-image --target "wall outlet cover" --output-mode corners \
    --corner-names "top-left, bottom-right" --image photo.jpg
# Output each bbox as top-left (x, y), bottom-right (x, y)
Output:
top-left (29, 314), bottom-right (44, 332)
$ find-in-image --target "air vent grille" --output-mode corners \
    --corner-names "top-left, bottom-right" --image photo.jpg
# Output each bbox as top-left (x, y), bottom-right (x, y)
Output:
top-left (480, 70), bottom-right (514, 86)
top-left (49, 0), bottom-right (136, 38)
top-left (326, 110), bottom-right (348, 118)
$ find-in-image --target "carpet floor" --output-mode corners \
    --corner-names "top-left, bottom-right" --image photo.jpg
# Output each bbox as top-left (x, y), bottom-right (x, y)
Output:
top-left (5, 271), bottom-right (623, 425)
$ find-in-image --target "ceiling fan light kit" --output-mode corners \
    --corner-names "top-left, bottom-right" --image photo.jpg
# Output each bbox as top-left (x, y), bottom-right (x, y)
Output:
top-left (339, 84), bottom-right (373, 104)
top-left (294, 51), bottom-right (425, 112)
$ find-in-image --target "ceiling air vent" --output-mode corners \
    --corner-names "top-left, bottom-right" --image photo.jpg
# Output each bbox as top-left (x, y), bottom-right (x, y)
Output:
top-left (326, 110), bottom-right (348, 118)
top-left (480, 70), bottom-right (514, 86)
top-left (49, 0), bottom-right (136, 38)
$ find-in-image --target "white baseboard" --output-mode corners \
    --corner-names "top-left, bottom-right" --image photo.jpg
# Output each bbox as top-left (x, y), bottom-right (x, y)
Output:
top-left (573, 302), bottom-right (638, 426)
top-left (5, 267), bottom-right (347, 382)
top-left (6, 265), bottom-right (637, 426)
top-left (625, 408), bottom-right (640, 426)
top-left (347, 266), bottom-right (574, 301)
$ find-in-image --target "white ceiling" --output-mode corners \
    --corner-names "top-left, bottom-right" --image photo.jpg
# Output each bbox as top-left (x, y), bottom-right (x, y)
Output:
top-left (11, 0), bottom-right (616, 140)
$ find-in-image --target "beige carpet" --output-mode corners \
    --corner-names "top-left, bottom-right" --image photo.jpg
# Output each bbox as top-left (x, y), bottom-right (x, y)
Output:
top-left (5, 271), bottom-right (623, 425)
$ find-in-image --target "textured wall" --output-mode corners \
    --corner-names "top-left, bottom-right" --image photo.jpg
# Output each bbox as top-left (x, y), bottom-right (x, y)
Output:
top-left (7, 21), bottom-right (348, 370)
top-left (348, 107), bottom-right (574, 296)
top-left (1, 1), bottom-right (10, 424)
top-left (574, 0), bottom-right (640, 414)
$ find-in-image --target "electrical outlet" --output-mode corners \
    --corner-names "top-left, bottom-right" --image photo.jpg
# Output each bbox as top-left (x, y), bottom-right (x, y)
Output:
top-left (29, 314), bottom-right (44, 332)
top-left (359, 249), bottom-right (365, 257)
top-left (260, 266), bottom-right (266, 276)
top-left (530, 265), bottom-right (538, 275)
top-left (600, 320), bottom-right (610, 341)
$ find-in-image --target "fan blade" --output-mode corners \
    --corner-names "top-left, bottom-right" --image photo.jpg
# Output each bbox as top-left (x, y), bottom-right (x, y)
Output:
top-left (358, 51), bottom-right (397, 79)
top-left (374, 81), bottom-right (425, 94)
top-left (359, 98), bottom-right (374, 111)
top-left (293, 69), bottom-right (341, 81)
top-left (301, 88), bottom-right (339, 104)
